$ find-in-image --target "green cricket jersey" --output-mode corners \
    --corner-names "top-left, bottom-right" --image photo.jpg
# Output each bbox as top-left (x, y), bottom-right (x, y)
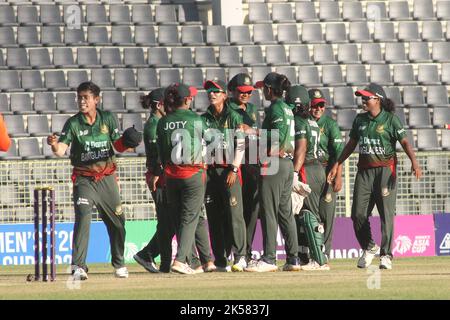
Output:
top-left (228, 99), bottom-right (259, 129)
top-left (201, 103), bottom-right (244, 164)
top-left (262, 98), bottom-right (295, 157)
top-left (156, 109), bottom-right (205, 171)
top-left (59, 109), bottom-right (120, 174)
top-left (316, 115), bottom-right (344, 166)
top-left (294, 115), bottom-right (320, 162)
top-left (143, 113), bottom-right (161, 171)
top-left (349, 110), bottom-right (407, 169)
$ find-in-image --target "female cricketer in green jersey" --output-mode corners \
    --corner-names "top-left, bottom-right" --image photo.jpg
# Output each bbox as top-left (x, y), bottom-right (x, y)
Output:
top-left (154, 83), bottom-right (207, 275)
top-left (201, 79), bottom-right (247, 272)
top-left (328, 83), bottom-right (422, 270)
top-left (47, 82), bottom-right (142, 280)
top-left (227, 73), bottom-right (261, 263)
top-left (309, 89), bottom-right (344, 261)
top-left (245, 73), bottom-right (300, 272)
top-left (287, 85), bottom-right (329, 271)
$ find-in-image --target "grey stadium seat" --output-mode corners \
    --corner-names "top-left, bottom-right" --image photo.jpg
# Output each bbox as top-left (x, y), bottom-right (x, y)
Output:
top-left (53, 48), bottom-right (76, 68)
top-left (253, 24), bottom-right (276, 45)
top-left (432, 107), bottom-right (450, 128)
top-left (229, 26), bottom-right (252, 45)
top-left (56, 92), bottom-right (77, 113)
top-left (132, 4), bottom-right (154, 25)
top-left (272, 3), bottom-right (295, 23)
top-left (34, 92), bottom-right (57, 114)
top-left (17, 6), bottom-right (39, 26)
top-left (183, 68), bottom-right (204, 88)
top-left (206, 25), bottom-right (229, 46)
top-left (442, 130), bottom-right (450, 150)
top-left (298, 66), bottom-right (321, 87)
top-left (242, 46), bottom-right (265, 67)
top-left (155, 5), bottom-right (178, 25)
top-left (171, 47), bottom-right (195, 67)
top-left (349, 22), bottom-right (371, 43)
top-left (111, 26), bottom-right (134, 46)
top-left (345, 65), bottom-right (368, 86)
top-left (0, 6), bottom-right (17, 27)
top-left (40, 4), bottom-right (63, 26)
top-left (313, 44), bottom-right (337, 65)
top-left (325, 23), bottom-right (347, 43)
top-left (277, 24), bottom-right (300, 44)
top-left (122, 113), bottom-right (143, 132)
top-left (336, 109), bottom-right (357, 130)
top-left (248, 3), bottom-right (271, 24)
top-left (10, 93), bottom-right (34, 114)
top-left (417, 65), bottom-right (440, 85)
top-left (289, 45), bottom-right (313, 65)
top-left (319, 1), bottom-right (341, 22)
top-left (44, 71), bottom-right (67, 91)
top-left (426, 86), bottom-right (450, 107)
top-left (384, 43), bottom-right (408, 64)
top-left (422, 21), bottom-right (444, 41)
top-left (275, 66), bottom-right (297, 84)
top-left (393, 64), bottom-right (416, 86)
top-left (301, 23), bottom-right (325, 44)
top-left (3, 115), bottom-right (28, 137)
top-left (398, 22), bottom-right (421, 42)
top-left (114, 69), bottom-right (137, 91)
top-left (409, 42), bottom-right (432, 63)
top-left (322, 65), bottom-right (346, 86)
top-left (337, 44), bottom-right (360, 64)
top-left (181, 26), bottom-right (204, 46)
top-left (408, 108), bottom-right (433, 128)
top-left (87, 26), bottom-right (110, 46)
top-left (41, 26), bottom-right (63, 47)
top-left (333, 87), bottom-right (357, 109)
top-left (219, 46), bottom-right (242, 67)
top-left (17, 26), bottom-right (41, 47)
top-left (195, 47), bottom-right (217, 67)
top-left (159, 68), bottom-right (181, 88)
top-left (137, 68), bottom-right (158, 90)
top-left (0, 139), bottom-right (21, 160)
top-left (374, 22), bottom-right (396, 42)
top-left (366, 2), bottom-right (388, 21)
top-left (27, 115), bottom-right (50, 136)
top-left (85, 4), bottom-right (108, 26)
top-left (18, 137), bottom-right (45, 159)
top-left (109, 5), bottom-right (131, 25)
top-left (101, 91), bottom-right (125, 112)
top-left (148, 47), bottom-right (171, 68)
top-left (389, 1), bottom-right (411, 21)
top-left (416, 129), bottom-right (440, 151)
top-left (369, 65), bottom-right (393, 86)
top-left (64, 28), bottom-right (86, 46)
top-left (125, 92), bottom-right (145, 113)
top-left (21, 70), bottom-right (44, 92)
top-left (413, 0), bottom-right (435, 21)
top-left (7, 48), bottom-right (30, 70)
top-left (442, 63), bottom-right (450, 84)
top-left (158, 25), bottom-right (181, 46)
top-left (432, 42), bottom-right (450, 63)
top-left (91, 69), bottom-right (114, 91)
top-left (436, 1), bottom-right (450, 20)
top-left (342, 1), bottom-right (364, 21)
top-left (0, 71), bottom-right (23, 92)
top-left (29, 48), bottom-right (54, 69)
top-left (266, 45), bottom-right (289, 66)
top-left (295, 2), bottom-right (319, 22)
top-left (403, 86), bottom-right (427, 107)
top-left (134, 26), bottom-right (157, 47)
top-left (77, 48), bottom-right (100, 68)
top-left (100, 48), bottom-right (124, 68)
top-left (205, 68), bottom-right (227, 84)
top-left (384, 87), bottom-right (403, 106)
top-left (252, 67), bottom-right (272, 86)
top-left (0, 27), bottom-right (17, 47)
top-left (124, 48), bottom-right (146, 68)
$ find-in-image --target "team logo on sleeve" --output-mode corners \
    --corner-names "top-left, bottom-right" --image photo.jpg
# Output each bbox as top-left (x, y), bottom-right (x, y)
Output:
top-left (115, 204), bottom-right (123, 216)
top-left (100, 124), bottom-right (109, 134)
top-left (252, 114), bottom-right (256, 121)
top-left (376, 125), bottom-right (384, 134)
top-left (324, 192), bottom-right (332, 203)
top-left (382, 187), bottom-right (390, 197)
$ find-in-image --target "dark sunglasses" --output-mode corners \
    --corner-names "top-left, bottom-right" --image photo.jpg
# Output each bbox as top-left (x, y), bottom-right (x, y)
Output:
top-left (311, 104), bottom-right (325, 109)
top-left (361, 96), bottom-right (378, 101)
top-left (239, 91), bottom-right (253, 95)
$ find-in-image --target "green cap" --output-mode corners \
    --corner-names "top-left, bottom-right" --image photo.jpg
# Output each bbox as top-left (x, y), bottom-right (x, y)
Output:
top-left (286, 85), bottom-right (310, 105)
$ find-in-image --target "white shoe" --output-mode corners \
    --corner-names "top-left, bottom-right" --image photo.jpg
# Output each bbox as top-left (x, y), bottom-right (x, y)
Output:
top-left (171, 261), bottom-right (195, 275)
top-left (114, 267), bottom-right (129, 278)
top-left (215, 266), bottom-right (231, 272)
top-left (357, 245), bottom-right (380, 268)
top-left (244, 260), bottom-right (278, 273)
top-left (379, 255), bottom-right (392, 270)
top-left (72, 267), bottom-right (88, 280)
top-left (301, 260), bottom-right (330, 271)
top-left (231, 256), bottom-right (247, 272)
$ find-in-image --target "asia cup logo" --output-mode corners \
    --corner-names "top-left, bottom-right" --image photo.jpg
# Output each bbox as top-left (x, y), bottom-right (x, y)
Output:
top-left (393, 235), bottom-right (412, 255)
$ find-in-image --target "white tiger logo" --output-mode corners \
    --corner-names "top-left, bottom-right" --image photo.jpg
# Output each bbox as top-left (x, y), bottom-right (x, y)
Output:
top-left (393, 235), bottom-right (412, 255)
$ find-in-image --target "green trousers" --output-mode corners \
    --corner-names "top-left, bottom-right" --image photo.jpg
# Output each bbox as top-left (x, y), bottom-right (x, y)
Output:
top-left (241, 164), bottom-right (260, 260)
top-left (351, 166), bottom-right (397, 257)
top-left (205, 166), bottom-right (246, 267)
top-left (72, 174), bottom-right (126, 269)
top-left (166, 171), bottom-right (205, 264)
top-left (318, 178), bottom-right (337, 257)
top-left (259, 158), bottom-right (298, 264)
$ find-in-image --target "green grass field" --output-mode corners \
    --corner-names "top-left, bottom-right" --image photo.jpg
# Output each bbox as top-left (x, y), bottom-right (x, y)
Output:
top-left (1, 257), bottom-right (449, 300)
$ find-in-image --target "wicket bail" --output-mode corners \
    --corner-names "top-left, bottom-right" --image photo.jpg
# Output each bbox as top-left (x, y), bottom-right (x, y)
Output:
top-left (33, 187), bottom-right (56, 282)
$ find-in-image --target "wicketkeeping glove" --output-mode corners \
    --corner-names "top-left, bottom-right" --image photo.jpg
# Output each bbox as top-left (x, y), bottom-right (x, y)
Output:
top-left (122, 125), bottom-right (142, 148)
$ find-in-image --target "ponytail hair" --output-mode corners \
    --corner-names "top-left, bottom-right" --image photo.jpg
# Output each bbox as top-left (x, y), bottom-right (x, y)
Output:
top-left (140, 94), bottom-right (156, 110)
top-left (381, 98), bottom-right (395, 113)
top-left (271, 74), bottom-right (291, 97)
top-left (163, 85), bottom-right (184, 110)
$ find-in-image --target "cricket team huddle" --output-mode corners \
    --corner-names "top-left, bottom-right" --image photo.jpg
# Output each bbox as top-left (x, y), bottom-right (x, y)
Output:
top-left (46, 71), bottom-right (422, 279)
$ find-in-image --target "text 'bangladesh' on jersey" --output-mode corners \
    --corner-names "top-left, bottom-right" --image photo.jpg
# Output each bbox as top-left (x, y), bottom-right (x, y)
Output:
top-left (316, 115), bottom-right (344, 166)
top-left (349, 109), bottom-right (406, 169)
top-left (59, 109), bottom-right (120, 175)
top-left (262, 98), bottom-right (295, 157)
top-left (294, 115), bottom-right (320, 162)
